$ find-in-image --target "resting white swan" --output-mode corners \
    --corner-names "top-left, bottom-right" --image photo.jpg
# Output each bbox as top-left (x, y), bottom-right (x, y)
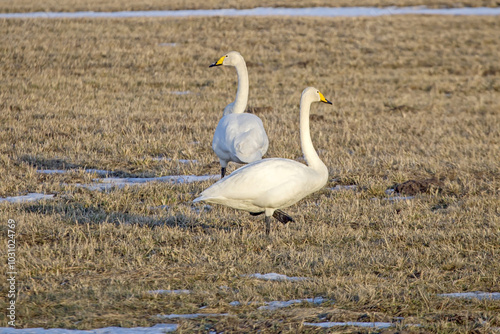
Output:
top-left (194, 87), bottom-right (332, 234)
top-left (209, 51), bottom-right (269, 178)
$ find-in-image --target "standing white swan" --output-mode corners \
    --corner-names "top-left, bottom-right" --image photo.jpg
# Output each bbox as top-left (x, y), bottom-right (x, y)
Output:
top-left (194, 87), bottom-right (332, 234)
top-left (209, 51), bottom-right (269, 178)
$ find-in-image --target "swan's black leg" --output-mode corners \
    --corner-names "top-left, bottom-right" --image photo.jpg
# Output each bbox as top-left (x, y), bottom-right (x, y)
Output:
top-left (273, 209), bottom-right (295, 224)
top-left (265, 215), bottom-right (271, 235)
top-left (221, 167), bottom-right (226, 178)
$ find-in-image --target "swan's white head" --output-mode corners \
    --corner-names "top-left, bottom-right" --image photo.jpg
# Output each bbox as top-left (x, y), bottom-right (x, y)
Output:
top-left (209, 51), bottom-right (244, 68)
top-left (301, 87), bottom-right (333, 105)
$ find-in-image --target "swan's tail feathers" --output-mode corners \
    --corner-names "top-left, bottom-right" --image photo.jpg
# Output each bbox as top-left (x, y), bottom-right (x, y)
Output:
top-left (273, 210), bottom-right (295, 225)
top-left (249, 211), bottom-right (264, 216)
top-left (193, 196), bottom-right (204, 203)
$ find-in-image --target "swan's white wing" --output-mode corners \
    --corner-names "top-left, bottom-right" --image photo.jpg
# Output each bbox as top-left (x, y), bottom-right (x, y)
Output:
top-left (212, 113), bottom-right (269, 164)
top-left (195, 158), bottom-right (325, 211)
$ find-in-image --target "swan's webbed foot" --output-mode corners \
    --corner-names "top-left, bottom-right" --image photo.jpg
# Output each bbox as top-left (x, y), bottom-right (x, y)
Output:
top-left (249, 211), bottom-right (264, 216)
top-left (273, 209), bottom-right (295, 225)
top-left (221, 167), bottom-right (226, 178)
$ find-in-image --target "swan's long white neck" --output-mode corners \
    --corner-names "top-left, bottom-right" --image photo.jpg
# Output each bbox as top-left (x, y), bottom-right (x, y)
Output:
top-left (230, 59), bottom-right (249, 114)
top-left (300, 94), bottom-right (328, 175)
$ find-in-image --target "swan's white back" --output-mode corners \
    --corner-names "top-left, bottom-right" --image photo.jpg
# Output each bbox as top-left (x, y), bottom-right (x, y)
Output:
top-left (213, 113), bottom-right (268, 165)
top-left (195, 87), bottom-right (331, 217)
top-left (209, 51), bottom-right (269, 172)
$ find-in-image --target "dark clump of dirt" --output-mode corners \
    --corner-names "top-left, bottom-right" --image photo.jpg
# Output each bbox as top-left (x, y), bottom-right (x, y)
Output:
top-left (393, 178), bottom-right (444, 195)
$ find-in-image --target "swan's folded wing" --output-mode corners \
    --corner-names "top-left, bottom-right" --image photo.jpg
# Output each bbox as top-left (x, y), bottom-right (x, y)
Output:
top-left (213, 113), bottom-right (269, 164)
top-left (234, 127), bottom-right (269, 163)
top-left (199, 158), bottom-right (313, 204)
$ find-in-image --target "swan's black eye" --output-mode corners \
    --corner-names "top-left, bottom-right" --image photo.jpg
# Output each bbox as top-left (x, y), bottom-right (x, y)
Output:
top-left (317, 91), bottom-right (319, 93)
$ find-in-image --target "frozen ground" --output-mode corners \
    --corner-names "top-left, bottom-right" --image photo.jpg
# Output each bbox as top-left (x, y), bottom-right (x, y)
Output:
top-left (4, 291), bottom-right (498, 332)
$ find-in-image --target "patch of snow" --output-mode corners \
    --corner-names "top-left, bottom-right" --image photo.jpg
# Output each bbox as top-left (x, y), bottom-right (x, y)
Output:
top-left (178, 159), bottom-right (197, 164)
top-left (158, 42), bottom-right (176, 47)
top-left (151, 157), bottom-right (198, 163)
top-left (304, 321), bottom-right (395, 329)
top-left (147, 289), bottom-right (190, 294)
top-left (156, 313), bottom-right (229, 319)
top-left (0, 323), bottom-right (178, 333)
top-left (258, 297), bottom-right (328, 310)
top-left (151, 157), bottom-right (198, 164)
top-left (330, 185), bottom-right (357, 191)
top-left (0, 193), bottom-right (55, 203)
top-left (229, 297), bottom-right (326, 309)
top-left (383, 196), bottom-right (415, 201)
top-left (37, 169), bottom-right (69, 174)
top-left (37, 169), bottom-right (112, 176)
top-left (244, 273), bottom-right (309, 282)
top-left (75, 174), bottom-right (219, 190)
top-left (438, 291), bottom-right (500, 300)
top-left (2, 7), bottom-right (500, 19)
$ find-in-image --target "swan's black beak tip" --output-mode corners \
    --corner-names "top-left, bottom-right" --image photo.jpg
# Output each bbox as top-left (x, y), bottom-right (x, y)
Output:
top-left (209, 63), bottom-right (217, 68)
top-left (326, 100), bottom-right (333, 105)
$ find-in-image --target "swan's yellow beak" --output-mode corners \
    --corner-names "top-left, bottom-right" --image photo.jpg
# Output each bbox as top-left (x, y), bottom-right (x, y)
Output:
top-left (319, 92), bottom-right (333, 105)
top-left (209, 55), bottom-right (225, 68)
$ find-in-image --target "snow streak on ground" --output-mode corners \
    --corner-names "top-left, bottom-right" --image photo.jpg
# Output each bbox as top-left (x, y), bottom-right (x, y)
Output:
top-left (304, 321), bottom-right (396, 328)
top-left (230, 297), bottom-right (328, 310)
top-left (155, 313), bottom-right (229, 319)
top-left (147, 289), bottom-right (190, 294)
top-left (37, 169), bottom-right (111, 176)
top-left (244, 273), bottom-right (309, 281)
top-left (76, 174), bottom-right (218, 191)
top-left (438, 291), bottom-right (500, 300)
top-left (0, 193), bottom-right (55, 203)
top-left (0, 324), bottom-right (178, 333)
top-left (330, 185), bottom-right (357, 191)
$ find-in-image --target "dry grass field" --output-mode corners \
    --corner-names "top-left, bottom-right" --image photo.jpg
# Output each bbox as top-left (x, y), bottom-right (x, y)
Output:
top-left (1, 0), bottom-right (499, 13)
top-left (1, 12), bottom-right (499, 334)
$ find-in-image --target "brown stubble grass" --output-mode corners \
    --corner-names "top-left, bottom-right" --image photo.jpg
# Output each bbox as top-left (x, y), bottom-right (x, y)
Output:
top-left (1, 0), bottom-right (499, 13)
top-left (0, 14), bottom-right (499, 332)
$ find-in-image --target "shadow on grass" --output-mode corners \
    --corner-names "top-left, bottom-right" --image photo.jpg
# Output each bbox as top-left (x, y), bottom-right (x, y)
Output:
top-left (19, 155), bottom-right (79, 170)
top-left (18, 155), bottom-right (133, 177)
top-left (22, 200), bottom-right (232, 232)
